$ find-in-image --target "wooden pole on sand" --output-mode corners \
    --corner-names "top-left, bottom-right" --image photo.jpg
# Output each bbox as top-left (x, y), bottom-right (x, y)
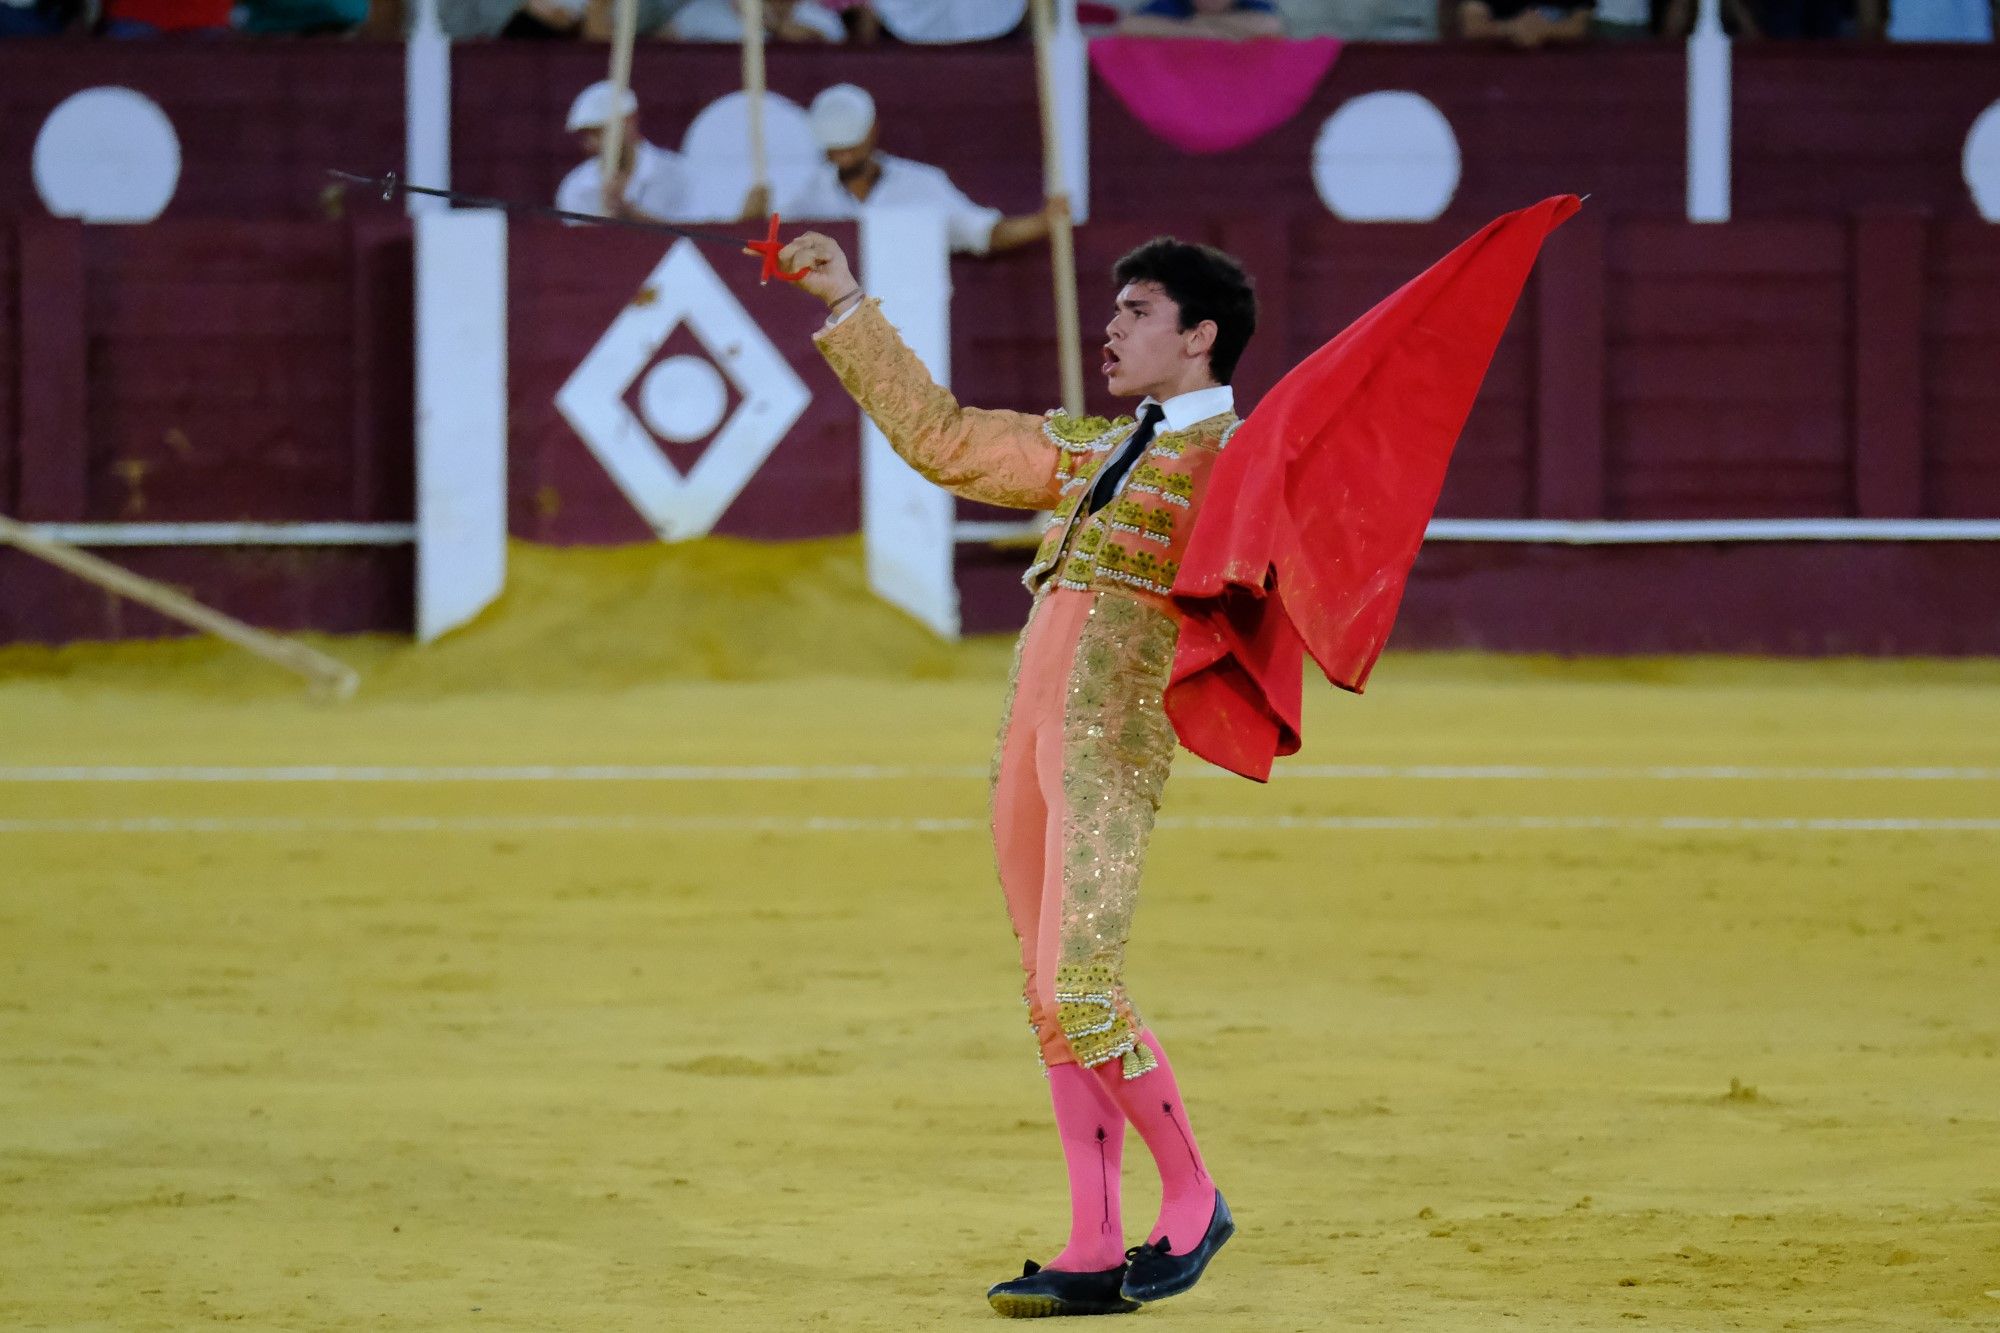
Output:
top-left (0, 515), bottom-right (362, 700)
top-left (1032, 0), bottom-right (1085, 417)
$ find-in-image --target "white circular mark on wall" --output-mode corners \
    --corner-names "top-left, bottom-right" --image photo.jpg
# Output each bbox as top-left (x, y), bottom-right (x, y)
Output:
top-left (1965, 101), bottom-right (2000, 222)
top-left (639, 355), bottom-right (730, 443)
top-left (1312, 92), bottom-right (1461, 223)
top-left (33, 87), bottom-right (182, 224)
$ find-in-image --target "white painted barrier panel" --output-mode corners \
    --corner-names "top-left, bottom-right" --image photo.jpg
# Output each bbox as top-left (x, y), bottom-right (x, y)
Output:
top-left (1054, 5), bottom-right (1091, 223)
top-left (1686, 0), bottom-right (1731, 223)
top-left (404, 0), bottom-right (450, 217)
top-left (416, 209), bottom-right (508, 642)
top-left (859, 209), bottom-right (959, 638)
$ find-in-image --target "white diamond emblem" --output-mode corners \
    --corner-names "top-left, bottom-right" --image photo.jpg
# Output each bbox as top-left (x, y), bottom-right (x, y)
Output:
top-left (556, 239), bottom-right (812, 540)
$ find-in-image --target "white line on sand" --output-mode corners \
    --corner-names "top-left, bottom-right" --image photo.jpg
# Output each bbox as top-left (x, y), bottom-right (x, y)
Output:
top-left (1, 765), bottom-right (1995, 784)
top-left (1, 815), bottom-right (1996, 835)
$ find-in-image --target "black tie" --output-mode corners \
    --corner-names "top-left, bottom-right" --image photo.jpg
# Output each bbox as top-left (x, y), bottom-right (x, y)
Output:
top-left (1086, 403), bottom-right (1165, 516)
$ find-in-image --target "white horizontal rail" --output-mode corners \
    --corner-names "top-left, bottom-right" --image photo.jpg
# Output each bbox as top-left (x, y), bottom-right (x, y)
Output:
top-left (955, 519), bottom-right (1043, 542)
top-left (28, 519), bottom-right (2000, 552)
top-left (19, 523), bottom-right (417, 547)
top-left (955, 518), bottom-right (2000, 545)
top-left (1423, 519), bottom-right (2000, 543)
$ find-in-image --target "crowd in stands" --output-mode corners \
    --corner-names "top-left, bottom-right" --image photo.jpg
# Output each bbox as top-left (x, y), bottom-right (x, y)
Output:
top-left (1, 0), bottom-right (1990, 43)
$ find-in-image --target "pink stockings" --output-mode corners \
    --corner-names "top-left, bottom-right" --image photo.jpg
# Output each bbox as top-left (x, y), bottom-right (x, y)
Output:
top-left (1046, 1030), bottom-right (1217, 1271)
top-left (1104, 1031), bottom-right (1216, 1257)
top-left (1044, 1064), bottom-right (1125, 1272)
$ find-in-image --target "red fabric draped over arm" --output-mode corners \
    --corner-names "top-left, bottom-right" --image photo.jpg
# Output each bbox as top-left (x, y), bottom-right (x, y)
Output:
top-left (1166, 195), bottom-right (1582, 781)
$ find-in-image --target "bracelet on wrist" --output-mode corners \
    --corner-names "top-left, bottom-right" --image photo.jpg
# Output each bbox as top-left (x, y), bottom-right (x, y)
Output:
top-left (828, 287), bottom-right (863, 315)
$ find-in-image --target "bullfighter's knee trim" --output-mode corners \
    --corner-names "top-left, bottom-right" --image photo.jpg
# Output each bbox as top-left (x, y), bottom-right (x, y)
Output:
top-left (1053, 962), bottom-right (1158, 1080)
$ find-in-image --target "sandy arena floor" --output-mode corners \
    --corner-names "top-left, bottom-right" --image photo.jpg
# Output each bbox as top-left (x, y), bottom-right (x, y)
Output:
top-left (2, 550), bottom-right (1997, 1332)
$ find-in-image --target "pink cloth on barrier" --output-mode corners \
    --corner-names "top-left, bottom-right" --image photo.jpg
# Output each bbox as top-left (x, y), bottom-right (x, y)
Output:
top-left (1087, 36), bottom-right (1341, 155)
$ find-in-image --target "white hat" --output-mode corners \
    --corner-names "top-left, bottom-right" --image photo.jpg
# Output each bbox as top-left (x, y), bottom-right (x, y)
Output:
top-left (809, 84), bottom-right (876, 150)
top-left (566, 80), bottom-right (639, 133)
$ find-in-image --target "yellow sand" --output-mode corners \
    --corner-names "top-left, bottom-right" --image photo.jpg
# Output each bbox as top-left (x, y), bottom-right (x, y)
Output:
top-left (2, 540), bottom-right (1997, 1331)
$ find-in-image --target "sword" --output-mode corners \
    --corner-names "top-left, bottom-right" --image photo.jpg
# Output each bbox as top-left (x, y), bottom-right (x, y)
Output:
top-left (326, 169), bottom-right (806, 283)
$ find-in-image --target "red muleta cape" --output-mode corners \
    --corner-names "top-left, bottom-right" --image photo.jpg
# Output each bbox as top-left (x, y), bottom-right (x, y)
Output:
top-left (1164, 195), bottom-right (1581, 781)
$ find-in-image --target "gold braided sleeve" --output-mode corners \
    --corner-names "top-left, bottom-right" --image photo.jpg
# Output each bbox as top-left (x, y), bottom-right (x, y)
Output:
top-left (814, 300), bottom-right (1063, 511)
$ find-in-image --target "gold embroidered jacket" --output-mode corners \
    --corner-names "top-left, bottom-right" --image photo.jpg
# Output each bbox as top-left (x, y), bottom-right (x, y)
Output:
top-left (814, 300), bottom-right (1239, 611)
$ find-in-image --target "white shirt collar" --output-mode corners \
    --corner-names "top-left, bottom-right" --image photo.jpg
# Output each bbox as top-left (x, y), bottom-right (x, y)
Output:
top-left (1139, 383), bottom-right (1235, 434)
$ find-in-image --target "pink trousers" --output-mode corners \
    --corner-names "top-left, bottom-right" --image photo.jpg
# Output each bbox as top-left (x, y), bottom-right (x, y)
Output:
top-left (990, 588), bottom-right (1181, 1077)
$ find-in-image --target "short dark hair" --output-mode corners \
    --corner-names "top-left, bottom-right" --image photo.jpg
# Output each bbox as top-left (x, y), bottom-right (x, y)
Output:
top-left (1111, 238), bottom-right (1258, 385)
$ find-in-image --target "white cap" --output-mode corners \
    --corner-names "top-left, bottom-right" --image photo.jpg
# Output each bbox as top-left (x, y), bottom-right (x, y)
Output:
top-left (566, 80), bottom-right (638, 133)
top-left (809, 84), bottom-right (876, 151)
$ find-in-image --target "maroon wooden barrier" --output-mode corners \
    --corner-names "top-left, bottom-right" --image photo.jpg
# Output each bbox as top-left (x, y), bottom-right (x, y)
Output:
top-left (0, 217), bottom-right (414, 645)
top-left (1091, 44), bottom-right (1690, 225)
top-left (1, 210), bottom-right (1995, 649)
top-left (0, 545), bottom-right (413, 645)
top-left (5, 43), bottom-right (1994, 228)
top-left (1928, 222), bottom-right (2000, 518)
top-left (951, 210), bottom-right (2000, 646)
top-left (73, 222), bottom-right (410, 523)
top-left (0, 45), bottom-right (404, 222)
top-left (16, 219), bottom-right (88, 521)
top-left (1734, 46), bottom-right (2000, 222)
top-left (1390, 541), bottom-right (2000, 656)
top-left (0, 222), bottom-right (14, 518)
top-left (506, 224), bottom-right (863, 543)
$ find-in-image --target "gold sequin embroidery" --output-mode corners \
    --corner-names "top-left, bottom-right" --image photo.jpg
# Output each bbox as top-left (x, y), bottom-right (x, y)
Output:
top-left (1041, 593), bottom-right (1180, 1078)
top-left (1043, 411), bottom-right (1134, 449)
top-left (1054, 963), bottom-right (1160, 1079)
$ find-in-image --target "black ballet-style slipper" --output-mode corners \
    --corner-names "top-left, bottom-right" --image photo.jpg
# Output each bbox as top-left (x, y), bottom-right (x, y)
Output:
top-left (986, 1259), bottom-right (1142, 1318)
top-left (1119, 1190), bottom-right (1235, 1304)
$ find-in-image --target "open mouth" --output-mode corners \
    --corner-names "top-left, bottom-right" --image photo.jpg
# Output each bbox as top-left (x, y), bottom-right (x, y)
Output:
top-left (1102, 345), bottom-right (1121, 377)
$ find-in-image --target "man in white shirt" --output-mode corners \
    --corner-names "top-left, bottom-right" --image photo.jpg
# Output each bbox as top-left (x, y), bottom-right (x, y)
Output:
top-left (669, 0), bottom-right (845, 38)
top-left (555, 82), bottom-right (692, 224)
top-left (556, 81), bottom-right (770, 224)
top-left (779, 83), bottom-right (1056, 257)
top-left (861, 0), bottom-right (1026, 40)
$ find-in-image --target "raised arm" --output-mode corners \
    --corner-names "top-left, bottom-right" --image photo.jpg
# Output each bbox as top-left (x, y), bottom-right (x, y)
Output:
top-left (778, 231), bottom-right (1066, 511)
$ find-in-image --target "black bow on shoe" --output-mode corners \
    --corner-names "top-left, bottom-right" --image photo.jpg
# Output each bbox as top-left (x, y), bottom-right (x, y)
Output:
top-left (1119, 1191), bottom-right (1236, 1304)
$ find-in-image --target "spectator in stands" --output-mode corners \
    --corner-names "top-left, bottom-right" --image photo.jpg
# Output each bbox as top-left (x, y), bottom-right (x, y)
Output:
top-left (1751, 0), bottom-right (1871, 34)
top-left (98, 0), bottom-right (230, 34)
top-left (581, 0), bottom-right (687, 39)
top-left (371, 0), bottom-right (585, 38)
top-left (1589, 0), bottom-right (1651, 36)
top-left (238, 0), bottom-right (366, 32)
top-left (1118, 0), bottom-right (1287, 36)
top-left (559, 83), bottom-right (685, 223)
top-left (484, 0), bottom-right (586, 36)
top-left (0, 0), bottom-right (85, 33)
top-left (1457, 0), bottom-right (1593, 45)
top-left (821, 0), bottom-right (878, 38)
top-left (1886, 0), bottom-right (1992, 38)
top-left (668, 0), bottom-right (845, 39)
top-left (832, 0), bottom-right (1029, 40)
top-left (780, 84), bottom-right (1059, 256)
top-left (1657, 0), bottom-right (1760, 33)
top-left (556, 81), bottom-right (768, 224)
top-left (1273, 0), bottom-right (1437, 36)
top-left (1661, 0), bottom-right (1885, 35)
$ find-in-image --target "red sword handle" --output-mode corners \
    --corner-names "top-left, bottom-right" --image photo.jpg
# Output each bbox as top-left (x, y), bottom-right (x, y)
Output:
top-left (744, 213), bottom-right (807, 285)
